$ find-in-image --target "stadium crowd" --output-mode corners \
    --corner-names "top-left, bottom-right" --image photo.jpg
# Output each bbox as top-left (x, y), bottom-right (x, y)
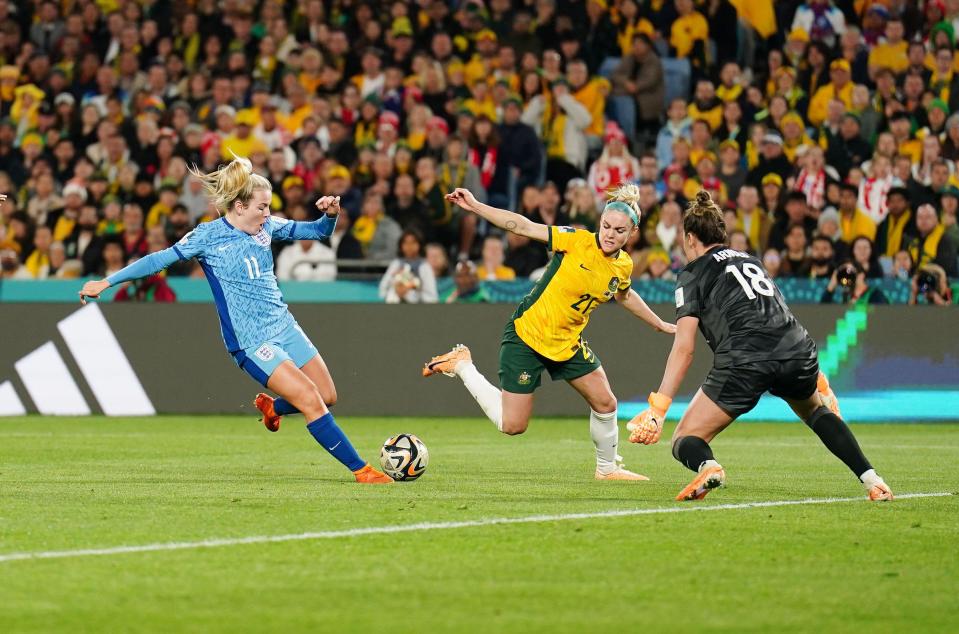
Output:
top-left (0, 0), bottom-right (956, 305)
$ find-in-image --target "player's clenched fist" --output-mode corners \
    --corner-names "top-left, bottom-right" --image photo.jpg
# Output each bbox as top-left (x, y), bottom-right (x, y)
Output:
top-left (316, 195), bottom-right (341, 216)
top-left (445, 188), bottom-right (477, 211)
top-left (627, 392), bottom-right (672, 444)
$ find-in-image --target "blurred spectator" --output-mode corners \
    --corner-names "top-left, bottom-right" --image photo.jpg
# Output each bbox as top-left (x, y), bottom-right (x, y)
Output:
top-left (639, 247), bottom-right (675, 281)
top-left (728, 230), bottom-right (751, 255)
top-left (890, 249), bottom-right (914, 281)
top-left (444, 260), bottom-right (490, 303)
top-left (563, 179), bottom-right (600, 231)
top-left (587, 122), bottom-right (638, 207)
top-left (763, 249), bottom-right (782, 279)
top-left (276, 240), bottom-right (337, 282)
top-left (909, 264), bottom-right (953, 305)
top-left (837, 182), bottom-right (877, 243)
top-left (655, 98), bottom-right (691, 170)
top-left (732, 185), bottom-right (772, 254)
top-left (779, 224), bottom-right (811, 278)
top-left (379, 229), bottom-right (438, 304)
top-left (645, 200), bottom-right (682, 257)
top-left (850, 236), bottom-right (883, 279)
top-left (523, 77), bottom-right (592, 183)
top-left (908, 204), bottom-right (959, 277)
top-left (822, 262), bottom-right (889, 305)
top-left (23, 225), bottom-right (52, 278)
top-left (99, 235), bottom-right (127, 278)
top-left (610, 33), bottom-right (663, 148)
top-left (477, 235), bottom-right (516, 281)
top-left (876, 187), bottom-right (917, 259)
top-left (353, 192), bottom-right (402, 262)
top-left (425, 242), bottom-right (450, 279)
top-left (749, 133), bottom-right (792, 188)
top-left (806, 235), bottom-right (836, 279)
top-left (769, 191), bottom-right (816, 252)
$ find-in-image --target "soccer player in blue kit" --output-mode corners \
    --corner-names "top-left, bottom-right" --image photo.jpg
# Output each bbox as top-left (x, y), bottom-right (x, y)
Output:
top-left (79, 156), bottom-right (392, 484)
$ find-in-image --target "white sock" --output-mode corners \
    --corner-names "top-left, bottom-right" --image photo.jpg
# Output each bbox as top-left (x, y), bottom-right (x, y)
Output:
top-left (455, 362), bottom-right (503, 431)
top-left (700, 459), bottom-right (723, 472)
top-left (590, 408), bottom-right (618, 474)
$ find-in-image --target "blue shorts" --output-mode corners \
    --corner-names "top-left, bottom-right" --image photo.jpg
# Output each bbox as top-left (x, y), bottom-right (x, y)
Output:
top-left (232, 323), bottom-right (318, 387)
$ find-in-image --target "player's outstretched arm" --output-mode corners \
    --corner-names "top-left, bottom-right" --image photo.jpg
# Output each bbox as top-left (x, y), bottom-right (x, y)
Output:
top-left (616, 288), bottom-right (676, 334)
top-left (78, 247), bottom-right (181, 304)
top-left (445, 188), bottom-right (549, 243)
top-left (656, 316), bottom-right (699, 398)
top-left (627, 316), bottom-right (698, 444)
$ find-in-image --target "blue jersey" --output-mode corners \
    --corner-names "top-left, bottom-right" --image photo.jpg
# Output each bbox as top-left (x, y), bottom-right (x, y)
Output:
top-left (107, 214), bottom-right (336, 352)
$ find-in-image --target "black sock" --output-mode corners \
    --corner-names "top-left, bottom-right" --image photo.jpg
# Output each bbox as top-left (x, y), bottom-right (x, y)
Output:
top-left (672, 436), bottom-right (715, 473)
top-left (806, 407), bottom-right (872, 478)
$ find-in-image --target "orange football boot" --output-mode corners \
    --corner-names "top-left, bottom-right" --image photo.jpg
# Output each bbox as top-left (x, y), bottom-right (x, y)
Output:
top-left (353, 464), bottom-right (394, 484)
top-left (676, 464), bottom-right (726, 501)
top-left (422, 344), bottom-right (472, 377)
top-left (254, 393), bottom-right (281, 432)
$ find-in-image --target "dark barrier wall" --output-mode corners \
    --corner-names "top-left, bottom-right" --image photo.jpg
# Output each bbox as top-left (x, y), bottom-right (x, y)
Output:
top-left (0, 303), bottom-right (956, 416)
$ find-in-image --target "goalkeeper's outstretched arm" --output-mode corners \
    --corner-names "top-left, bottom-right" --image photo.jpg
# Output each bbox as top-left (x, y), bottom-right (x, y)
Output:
top-left (445, 187), bottom-right (549, 243)
top-left (657, 316), bottom-right (699, 399)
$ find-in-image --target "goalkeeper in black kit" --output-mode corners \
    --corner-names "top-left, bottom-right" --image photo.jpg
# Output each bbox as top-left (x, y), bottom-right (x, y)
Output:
top-left (628, 191), bottom-right (893, 502)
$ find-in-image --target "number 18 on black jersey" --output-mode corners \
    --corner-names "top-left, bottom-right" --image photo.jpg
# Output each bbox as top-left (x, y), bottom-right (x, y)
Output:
top-left (674, 246), bottom-right (817, 368)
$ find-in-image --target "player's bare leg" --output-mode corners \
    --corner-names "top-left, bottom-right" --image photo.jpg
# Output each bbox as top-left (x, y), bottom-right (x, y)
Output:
top-left (568, 368), bottom-right (649, 481)
top-left (268, 361), bottom-right (391, 484)
top-left (255, 354), bottom-right (337, 431)
top-left (785, 393), bottom-right (892, 501)
top-left (423, 344), bottom-right (536, 434)
top-left (671, 389), bottom-right (733, 500)
top-left (300, 354), bottom-right (338, 407)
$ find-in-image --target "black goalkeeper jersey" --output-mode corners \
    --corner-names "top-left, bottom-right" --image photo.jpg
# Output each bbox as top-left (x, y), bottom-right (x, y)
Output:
top-left (675, 246), bottom-right (817, 368)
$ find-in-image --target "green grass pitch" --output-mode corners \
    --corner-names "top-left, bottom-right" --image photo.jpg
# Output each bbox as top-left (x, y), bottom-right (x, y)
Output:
top-left (1, 416), bottom-right (956, 633)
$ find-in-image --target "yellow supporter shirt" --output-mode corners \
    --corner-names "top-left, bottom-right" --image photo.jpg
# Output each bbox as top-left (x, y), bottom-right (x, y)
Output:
top-left (688, 101), bottom-right (722, 130)
top-left (220, 134), bottom-right (268, 160)
top-left (807, 82), bottom-right (853, 127)
top-left (868, 41), bottom-right (908, 74)
top-left (512, 226), bottom-right (633, 361)
top-left (477, 264), bottom-right (516, 280)
top-left (573, 77), bottom-right (610, 137)
top-left (670, 11), bottom-right (708, 59)
top-left (840, 209), bottom-right (877, 242)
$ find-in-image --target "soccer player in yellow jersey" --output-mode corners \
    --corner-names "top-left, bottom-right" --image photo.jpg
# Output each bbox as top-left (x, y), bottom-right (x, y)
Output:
top-left (423, 184), bottom-right (676, 481)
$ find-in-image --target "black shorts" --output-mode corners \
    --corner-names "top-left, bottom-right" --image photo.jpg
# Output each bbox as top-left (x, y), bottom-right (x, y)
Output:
top-left (701, 357), bottom-right (820, 419)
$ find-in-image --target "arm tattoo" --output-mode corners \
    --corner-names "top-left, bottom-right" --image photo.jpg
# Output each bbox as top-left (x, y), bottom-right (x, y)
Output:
top-left (505, 220), bottom-right (517, 231)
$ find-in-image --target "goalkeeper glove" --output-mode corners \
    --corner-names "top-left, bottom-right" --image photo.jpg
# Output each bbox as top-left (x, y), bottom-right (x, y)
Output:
top-left (626, 392), bottom-right (672, 444)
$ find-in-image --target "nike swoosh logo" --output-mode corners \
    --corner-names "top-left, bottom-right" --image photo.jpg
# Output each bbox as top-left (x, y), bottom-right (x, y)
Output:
top-left (579, 264), bottom-right (591, 271)
top-left (328, 441), bottom-right (341, 451)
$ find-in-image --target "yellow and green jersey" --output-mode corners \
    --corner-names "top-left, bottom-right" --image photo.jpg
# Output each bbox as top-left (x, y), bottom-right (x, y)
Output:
top-left (512, 227), bottom-right (633, 362)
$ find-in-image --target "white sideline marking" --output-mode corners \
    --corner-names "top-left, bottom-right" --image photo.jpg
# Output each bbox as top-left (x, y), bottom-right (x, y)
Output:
top-left (0, 492), bottom-right (949, 564)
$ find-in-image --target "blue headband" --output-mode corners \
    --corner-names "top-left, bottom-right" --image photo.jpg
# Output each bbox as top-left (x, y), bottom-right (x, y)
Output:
top-left (603, 200), bottom-right (639, 226)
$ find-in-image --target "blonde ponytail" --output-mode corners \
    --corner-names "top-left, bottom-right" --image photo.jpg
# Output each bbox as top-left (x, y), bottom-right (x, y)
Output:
top-left (189, 154), bottom-right (272, 214)
top-left (603, 182), bottom-right (642, 225)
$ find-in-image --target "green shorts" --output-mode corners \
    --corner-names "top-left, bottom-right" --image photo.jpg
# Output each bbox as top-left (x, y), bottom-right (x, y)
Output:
top-left (498, 322), bottom-right (601, 394)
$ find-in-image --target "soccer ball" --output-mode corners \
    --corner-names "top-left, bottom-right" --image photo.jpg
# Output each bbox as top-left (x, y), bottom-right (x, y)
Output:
top-left (379, 434), bottom-right (429, 481)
